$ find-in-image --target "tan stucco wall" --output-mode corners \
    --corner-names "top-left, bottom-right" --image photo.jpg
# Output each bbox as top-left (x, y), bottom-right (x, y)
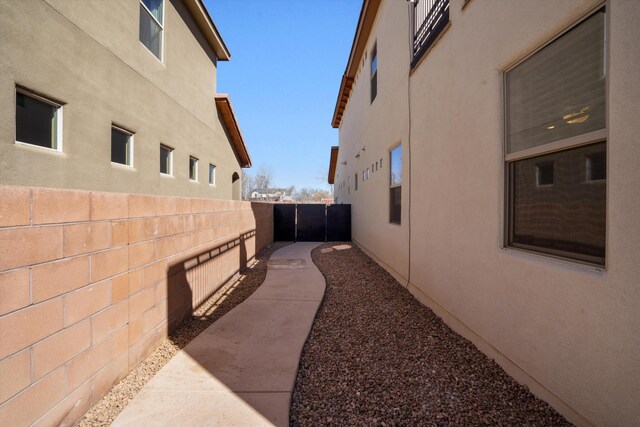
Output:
top-left (0, 0), bottom-right (244, 199)
top-left (334, 0), bottom-right (411, 284)
top-left (334, 0), bottom-right (640, 425)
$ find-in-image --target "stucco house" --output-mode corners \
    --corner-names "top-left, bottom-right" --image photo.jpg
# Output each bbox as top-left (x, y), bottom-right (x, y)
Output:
top-left (329, 0), bottom-right (639, 425)
top-left (0, 0), bottom-right (251, 200)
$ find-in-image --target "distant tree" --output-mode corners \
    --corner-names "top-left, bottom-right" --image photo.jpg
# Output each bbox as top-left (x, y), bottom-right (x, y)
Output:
top-left (253, 166), bottom-right (273, 194)
top-left (241, 172), bottom-right (254, 201)
top-left (293, 188), bottom-right (331, 203)
top-left (311, 189), bottom-right (331, 202)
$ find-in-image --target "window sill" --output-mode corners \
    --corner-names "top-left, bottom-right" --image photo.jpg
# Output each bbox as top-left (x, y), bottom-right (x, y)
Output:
top-left (111, 162), bottom-right (135, 170)
top-left (410, 21), bottom-right (452, 75)
top-left (160, 172), bottom-right (174, 178)
top-left (15, 141), bottom-right (65, 156)
top-left (502, 245), bottom-right (606, 272)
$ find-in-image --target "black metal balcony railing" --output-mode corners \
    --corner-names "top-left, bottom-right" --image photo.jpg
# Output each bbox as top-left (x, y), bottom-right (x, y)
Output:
top-left (411, 0), bottom-right (450, 67)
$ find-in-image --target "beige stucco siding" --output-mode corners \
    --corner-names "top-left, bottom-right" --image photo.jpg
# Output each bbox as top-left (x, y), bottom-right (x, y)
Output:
top-left (0, 0), bottom-right (243, 199)
top-left (334, 0), bottom-right (411, 283)
top-left (334, 0), bottom-right (640, 425)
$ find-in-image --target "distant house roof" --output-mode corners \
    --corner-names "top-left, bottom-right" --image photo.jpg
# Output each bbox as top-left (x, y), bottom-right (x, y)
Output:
top-left (328, 146), bottom-right (339, 184)
top-left (331, 0), bottom-right (381, 128)
top-left (215, 95), bottom-right (252, 168)
top-left (184, 0), bottom-right (231, 61)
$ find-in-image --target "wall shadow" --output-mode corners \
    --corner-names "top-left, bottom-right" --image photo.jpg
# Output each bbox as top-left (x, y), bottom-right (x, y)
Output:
top-left (154, 203), bottom-right (287, 424)
top-left (166, 229), bottom-right (255, 336)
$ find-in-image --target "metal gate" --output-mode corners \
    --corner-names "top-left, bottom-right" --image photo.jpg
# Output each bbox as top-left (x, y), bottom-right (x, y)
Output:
top-left (327, 204), bottom-right (351, 241)
top-left (274, 204), bottom-right (295, 241)
top-left (297, 204), bottom-right (326, 242)
top-left (273, 204), bottom-right (351, 242)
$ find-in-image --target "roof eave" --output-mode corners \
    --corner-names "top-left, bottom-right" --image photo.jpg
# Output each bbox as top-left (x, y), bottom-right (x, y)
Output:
top-left (215, 94), bottom-right (252, 168)
top-left (331, 0), bottom-right (381, 128)
top-left (328, 146), bottom-right (339, 184)
top-left (184, 0), bottom-right (231, 61)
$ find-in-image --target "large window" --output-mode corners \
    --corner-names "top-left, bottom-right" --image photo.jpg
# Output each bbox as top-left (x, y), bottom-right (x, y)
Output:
top-left (370, 44), bottom-right (378, 103)
top-left (111, 126), bottom-right (133, 166)
top-left (505, 9), bottom-right (606, 266)
top-left (139, 0), bottom-right (164, 60)
top-left (15, 88), bottom-right (62, 151)
top-left (390, 145), bottom-right (402, 224)
top-left (160, 144), bottom-right (173, 175)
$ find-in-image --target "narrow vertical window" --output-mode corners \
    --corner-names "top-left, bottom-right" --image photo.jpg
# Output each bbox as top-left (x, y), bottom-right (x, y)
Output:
top-left (209, 163), bottom-right (216, 185)
top-left (370, 44), bottom-right (377, 103)
top-left (189, 156), bottom-right (198, 181)
top-left (355, 173), bottom-right (358, 191)
top-left (390, 145), bottom-right (402, 224)
top-left (140, 0), bottom-right (164, 60)
top-left (160, 144), bottom-right (173, 175)
top-left (15, 88), bottom-right (62, 151)
top-left (111, 126), bottom-right (133, 166)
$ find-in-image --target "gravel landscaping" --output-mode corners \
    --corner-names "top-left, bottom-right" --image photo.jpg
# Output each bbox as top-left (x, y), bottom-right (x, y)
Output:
top-left (76, 242), bottom-right (290, 427)
top-left (290, 242), bottom-right (572, 426)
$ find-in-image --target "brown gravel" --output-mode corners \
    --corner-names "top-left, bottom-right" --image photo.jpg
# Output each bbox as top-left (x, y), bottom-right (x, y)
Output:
top-left (290, 242), bottom-right (572, 426)
top-left (75, 242), bottom-right (290, 427)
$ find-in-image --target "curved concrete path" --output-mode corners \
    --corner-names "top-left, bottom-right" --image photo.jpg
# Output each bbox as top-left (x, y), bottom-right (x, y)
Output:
top-left (113, 242), bottom-right (325, 427)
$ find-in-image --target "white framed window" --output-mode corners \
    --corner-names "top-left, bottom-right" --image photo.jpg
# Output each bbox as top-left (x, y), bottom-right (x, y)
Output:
top-left (209, 163), bottom-right (216, 185)
top-left (189, 156), bottom-right (198, 181)
top-left (139, 0), bottom-right (164, 60)
top-left (505, 8), bottom-right (606, 266)
top-left (390, 145), bottom-right (402, 224)
top-left (15, 88), bottom-right (62, 151)
top-left (160, 144), bottom-right (173, 175)
top-left (111, 125), bottom-right (134, 167)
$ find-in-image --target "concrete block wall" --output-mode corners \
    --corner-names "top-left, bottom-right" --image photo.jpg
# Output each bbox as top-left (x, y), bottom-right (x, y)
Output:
top-left (0, 185), bottom-right (273, 426)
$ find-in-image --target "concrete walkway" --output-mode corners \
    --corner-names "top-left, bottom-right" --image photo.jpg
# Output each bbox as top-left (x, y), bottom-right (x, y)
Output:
top-left (113, 243), bottom-right (325, 427)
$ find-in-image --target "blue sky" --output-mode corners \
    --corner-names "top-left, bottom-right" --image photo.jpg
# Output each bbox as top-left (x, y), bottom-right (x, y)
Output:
top-left (204, 0), bottom-right (362, 191)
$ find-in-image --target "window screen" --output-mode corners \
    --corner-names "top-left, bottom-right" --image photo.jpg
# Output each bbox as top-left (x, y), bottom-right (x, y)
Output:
top-left (505, 9), bottom-right (606, 266)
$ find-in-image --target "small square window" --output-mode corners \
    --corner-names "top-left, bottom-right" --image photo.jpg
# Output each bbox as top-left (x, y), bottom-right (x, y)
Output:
top-left (16, 89), bottom-right (62, 151)
top-left (587, 152), bottom-right (606, 181)
top-left (111, 126), bottom-right (133, 166)
top-left (189, 156), bottom-right (198, 181)
top-left (160, 144), bottom-right (173, 175)
top-left (209, 163), bottom-right (216, 185)
top-left (536, 162), bottom-right (554, 186)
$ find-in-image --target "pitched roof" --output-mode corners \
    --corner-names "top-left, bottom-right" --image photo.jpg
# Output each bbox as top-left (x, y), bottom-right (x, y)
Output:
top-left (183, 0), bottom-right (231, 61)
top-left (332, 0), bottom-right (381, 128)
top-left (328, 146), bottom-right (339, 184)
top-left (215, 95), bottom-right (252, 168)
